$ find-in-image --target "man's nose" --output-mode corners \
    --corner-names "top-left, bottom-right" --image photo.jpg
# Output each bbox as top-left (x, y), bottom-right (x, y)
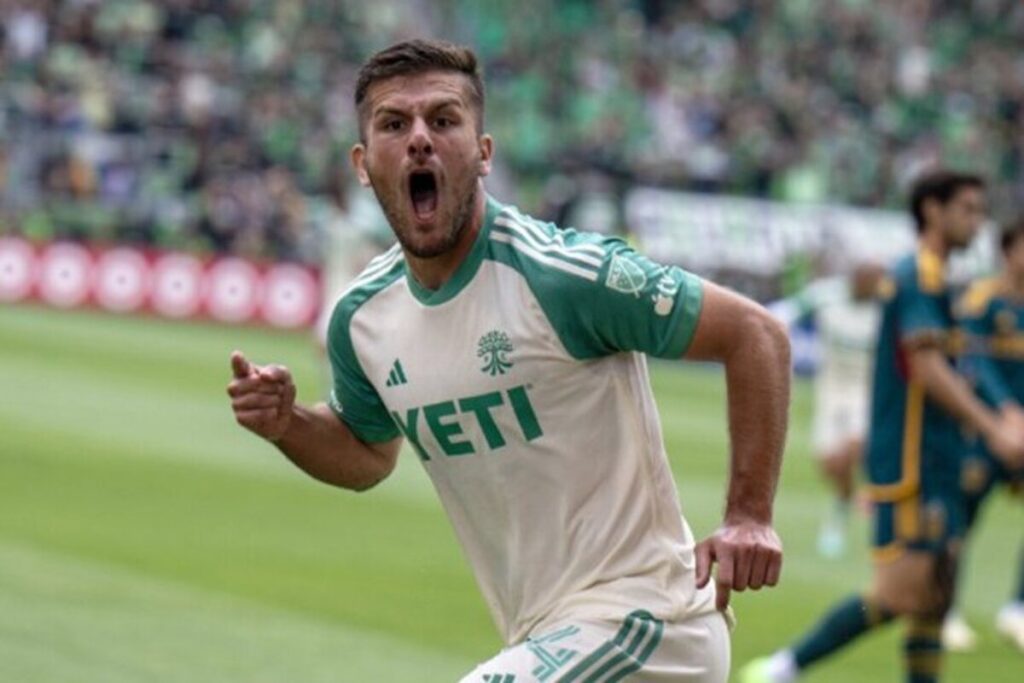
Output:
top-left (407, 119), bottom-right (433, 159)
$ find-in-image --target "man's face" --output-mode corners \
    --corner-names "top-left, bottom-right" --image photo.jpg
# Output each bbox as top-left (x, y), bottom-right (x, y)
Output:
top-left (938, 186), bottom-right (986, 250)
top-left (351, 71), bottom-right (492, 259)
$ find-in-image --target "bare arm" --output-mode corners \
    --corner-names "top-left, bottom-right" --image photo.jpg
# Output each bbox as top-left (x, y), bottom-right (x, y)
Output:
top-left (687, 282), bottom-right (790, 524)
top-left (228, 351), bottom-right (402, 491)
top-left (686, 282), bottom-right (791, 608)
top-left (908, 346), bottom-right (1024, 466)
top-left (273, 402), bottom-right (402, 490)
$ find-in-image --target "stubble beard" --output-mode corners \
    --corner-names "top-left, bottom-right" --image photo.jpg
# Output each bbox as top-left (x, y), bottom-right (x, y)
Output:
top-left (369, 171), bottom-right (479, 260)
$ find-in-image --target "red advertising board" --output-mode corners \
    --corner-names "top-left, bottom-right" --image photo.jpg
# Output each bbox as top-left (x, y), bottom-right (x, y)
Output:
top-left (0, 237), bottom-right (321, 329)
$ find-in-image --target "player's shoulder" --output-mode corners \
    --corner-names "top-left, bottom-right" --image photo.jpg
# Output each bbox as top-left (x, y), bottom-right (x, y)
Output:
top-left (888, 249), bottom-right (944, 295)
top-left (956, 276), bottom-right (1005, 319)
top-left (486, 198), bottom-right (619, 286)
top-left (914, 248), bottom-right (946, 293)
top-left (328, 243), bottom-right (405, 330)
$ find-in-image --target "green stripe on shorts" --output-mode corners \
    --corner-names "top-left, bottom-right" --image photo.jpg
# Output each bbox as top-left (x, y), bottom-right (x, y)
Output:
top-left (558, 610), bottom-right (664, 682)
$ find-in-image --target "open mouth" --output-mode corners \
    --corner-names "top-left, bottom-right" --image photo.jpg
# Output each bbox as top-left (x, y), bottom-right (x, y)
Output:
top-left (408, 170), bottom-right (438, 219)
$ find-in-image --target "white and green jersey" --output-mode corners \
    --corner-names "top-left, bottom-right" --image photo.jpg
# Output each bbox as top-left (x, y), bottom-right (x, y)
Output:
top-left (779, 277), bottom-right (878, 385)
top-left (327, 196), bottom-right (716, 645)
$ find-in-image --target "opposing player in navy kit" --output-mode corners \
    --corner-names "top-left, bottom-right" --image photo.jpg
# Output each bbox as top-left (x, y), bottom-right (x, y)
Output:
top-left (228, 40), bottom-right (791, 682)
top-left (953, 219), bottom-right (1024, 652)
top-left (741, 172), bottom-right (1024, 683)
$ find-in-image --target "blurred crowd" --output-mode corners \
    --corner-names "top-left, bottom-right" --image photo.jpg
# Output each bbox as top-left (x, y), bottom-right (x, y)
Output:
top-left (1, 0), bottom-right (1022, 263)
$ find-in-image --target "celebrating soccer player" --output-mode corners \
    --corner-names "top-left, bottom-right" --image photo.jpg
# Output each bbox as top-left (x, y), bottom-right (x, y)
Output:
top-left (228, 40), bottom-right (791, 682)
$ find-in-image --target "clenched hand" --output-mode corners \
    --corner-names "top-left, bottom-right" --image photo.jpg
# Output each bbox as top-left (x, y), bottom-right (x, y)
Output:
top-left (695, 519), bottom-right (783, 611)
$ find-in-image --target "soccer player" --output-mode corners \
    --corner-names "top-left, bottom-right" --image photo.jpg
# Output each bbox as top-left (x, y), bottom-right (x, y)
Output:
top-left (740, 171), bottom-right (1024, 683)
top-left (951, 218), bottom-right (1024, 652)
top-left (227, 40), bottom-right (790, 682)
top-left (770, 265), bottom-right (883, 558)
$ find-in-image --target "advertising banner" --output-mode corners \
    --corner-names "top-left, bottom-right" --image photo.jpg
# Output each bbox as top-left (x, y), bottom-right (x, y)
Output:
top-left (624, 187), bottom-right (996, 282)
top-left (0, 237), bottom-right (321, 329)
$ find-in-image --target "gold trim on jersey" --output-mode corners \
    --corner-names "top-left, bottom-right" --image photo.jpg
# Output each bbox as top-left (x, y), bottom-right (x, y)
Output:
top-left (944, 328), bottom-right (966, 355)
top-left (896, 495), bottom-right (920, 539)
top-left (901, 328), bottom-right (947, 350)
top-left (991, 334), bottom-right (1024, 358)
top-left (917, 248), bottom-right (945, 294)
top-left (871, 542), bottom-right (906, 563)
top-left (866, 381), bottom-right (923, 502)
top-left (956, 276), bottom-right (1004, 318)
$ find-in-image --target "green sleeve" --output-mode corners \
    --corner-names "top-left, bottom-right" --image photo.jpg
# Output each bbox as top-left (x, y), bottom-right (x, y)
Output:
top-left (496, 229), bottom-right (704, 359)
top-left (326, 298), bottom-right (400, 443)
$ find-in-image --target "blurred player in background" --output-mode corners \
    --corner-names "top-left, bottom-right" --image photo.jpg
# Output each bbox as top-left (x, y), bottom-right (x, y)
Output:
top-left (947, 218), bottom-right (1024, 653)
top-left (741, 171), bottom-right (1024, 683)
top-left (771, 264), bottom-right (884, 558)
top-left (229, 40), bottom-right (791, 682)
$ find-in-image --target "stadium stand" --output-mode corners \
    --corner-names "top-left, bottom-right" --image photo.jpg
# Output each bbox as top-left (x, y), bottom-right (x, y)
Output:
top-left (1, 0), bottom-right (1022, 262)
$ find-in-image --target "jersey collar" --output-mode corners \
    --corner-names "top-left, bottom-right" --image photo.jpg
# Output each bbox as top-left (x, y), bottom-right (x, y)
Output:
top-left (405, 195), bottom-right (501, 306)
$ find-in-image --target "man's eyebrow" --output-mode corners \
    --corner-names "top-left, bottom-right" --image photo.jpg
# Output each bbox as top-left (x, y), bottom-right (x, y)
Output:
top-left (372, 107), bottom-right (408, 120)
top-left (372, 99), bottom-right (465, 119)
top-left (428, 98), bottom-right (464, 112)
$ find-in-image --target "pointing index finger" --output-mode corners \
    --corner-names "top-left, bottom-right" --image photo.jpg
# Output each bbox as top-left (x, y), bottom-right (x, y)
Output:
top-left (231, 351), bottom-right (252, 379)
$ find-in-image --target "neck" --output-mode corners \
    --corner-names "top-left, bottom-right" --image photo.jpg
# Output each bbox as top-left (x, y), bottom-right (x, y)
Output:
top-left (404, 188), bottom-right (487, 290)
top-left (919, 229), bottom-right (949, 261)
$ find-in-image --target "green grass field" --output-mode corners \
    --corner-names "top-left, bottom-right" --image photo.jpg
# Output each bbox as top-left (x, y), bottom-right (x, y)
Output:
top-left (1, 304), bottom-right (1021, 682)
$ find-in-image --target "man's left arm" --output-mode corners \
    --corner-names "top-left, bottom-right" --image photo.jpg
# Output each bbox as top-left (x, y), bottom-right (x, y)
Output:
top-left (535, 238), bottom-right (789, 608)
top-left (685, 281), bottom-right (791, 610)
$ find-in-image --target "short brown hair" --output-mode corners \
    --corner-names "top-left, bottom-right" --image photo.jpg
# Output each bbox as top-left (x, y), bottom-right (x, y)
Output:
top-left (908, 170), bottom-right (985, 233)
top-left (354, 39), bottom-right (485, 140)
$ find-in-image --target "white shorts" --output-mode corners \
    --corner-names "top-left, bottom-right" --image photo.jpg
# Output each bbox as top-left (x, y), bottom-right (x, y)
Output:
top-left (812, 373), bottom-right (869, 456)
top-left (459, 610), bottom-right (730, 683)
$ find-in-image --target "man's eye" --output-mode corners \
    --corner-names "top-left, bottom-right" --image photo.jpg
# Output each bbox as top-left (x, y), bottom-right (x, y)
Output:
top-left (435, 117), bottom-right (452, 128)
top-left (385, 120), bottom-right (404, 131)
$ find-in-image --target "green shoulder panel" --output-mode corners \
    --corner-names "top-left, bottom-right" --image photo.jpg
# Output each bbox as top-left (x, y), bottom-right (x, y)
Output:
top-left (326, 247), bottom-right (404, 443)
top-left (486, 204), bottom-right (703, 360)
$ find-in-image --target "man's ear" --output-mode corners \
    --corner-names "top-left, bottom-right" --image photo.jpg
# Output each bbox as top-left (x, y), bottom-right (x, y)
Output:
top-left (477, 134), bottom-right (493, 177)
top-left (351, 143), bottom-right (371, 187)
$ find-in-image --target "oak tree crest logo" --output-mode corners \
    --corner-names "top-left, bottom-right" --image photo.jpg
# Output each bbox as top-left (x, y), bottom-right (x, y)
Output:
top-left (478, 330), bottom-right (514, 375)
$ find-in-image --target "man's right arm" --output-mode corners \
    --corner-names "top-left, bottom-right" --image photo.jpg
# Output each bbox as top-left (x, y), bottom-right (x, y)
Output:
top-left (907, 346), bottom-right (1024, 466)
top-left (228, 351), bottom-right (402, 491)
top-left (962, 303), bottom-right (1022, 418)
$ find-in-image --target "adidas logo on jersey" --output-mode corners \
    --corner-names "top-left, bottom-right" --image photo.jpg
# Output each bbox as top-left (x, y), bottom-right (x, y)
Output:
top-left (385, 359), bottom-right (408, 387)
